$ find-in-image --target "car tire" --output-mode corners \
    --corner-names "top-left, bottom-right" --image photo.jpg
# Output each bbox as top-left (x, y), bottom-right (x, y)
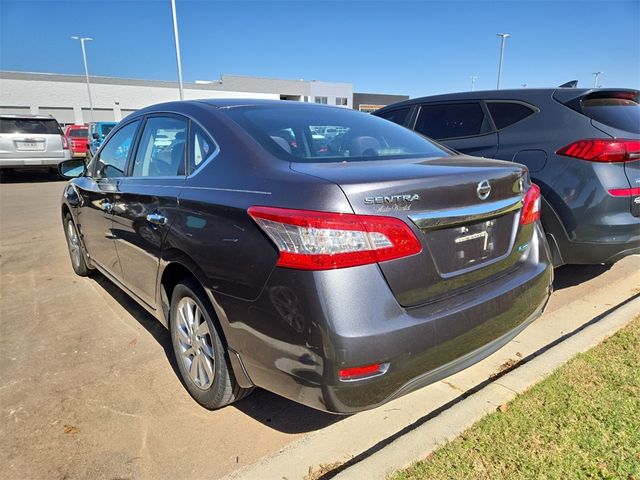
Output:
top-left (63, 213), bottom-right (94, 277)
top-left (170, 278), bottom-right (253, 409)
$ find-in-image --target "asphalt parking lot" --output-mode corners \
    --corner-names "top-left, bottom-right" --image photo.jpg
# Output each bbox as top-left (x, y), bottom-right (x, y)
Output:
top-left (1, 171), bottom-right (639, 480)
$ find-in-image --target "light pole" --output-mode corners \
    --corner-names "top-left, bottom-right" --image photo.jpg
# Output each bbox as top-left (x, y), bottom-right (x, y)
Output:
top-left (470, 76), bottom-right (478, 91)
top-left (592, 71), bottom-right (603, 88)
top-left (71, 36), bottom-right (94, 122)
top-left (170, 0), bottom-right (184, 100)
top-left (496, 33), bottom-right (510, 90)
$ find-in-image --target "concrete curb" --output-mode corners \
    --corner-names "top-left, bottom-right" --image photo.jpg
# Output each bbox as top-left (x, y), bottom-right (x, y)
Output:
top-left (332, 295), bottom-right (640, 479)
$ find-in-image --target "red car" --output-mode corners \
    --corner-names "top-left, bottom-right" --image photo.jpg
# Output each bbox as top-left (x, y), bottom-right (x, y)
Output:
top-left (64, 125), bottom-right (88, 158)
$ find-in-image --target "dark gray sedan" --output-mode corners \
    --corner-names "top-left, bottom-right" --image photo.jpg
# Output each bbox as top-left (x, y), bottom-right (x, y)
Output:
top-left (59, 100), bottom-right (552, 413)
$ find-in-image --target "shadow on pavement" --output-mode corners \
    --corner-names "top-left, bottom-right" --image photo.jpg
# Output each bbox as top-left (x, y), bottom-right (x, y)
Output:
top-left (89, 273), bottom-right (343, 434)
top-left (553, 263), bottom-right (613, 291)
top-left (0, 169), bottom-right (65, 184)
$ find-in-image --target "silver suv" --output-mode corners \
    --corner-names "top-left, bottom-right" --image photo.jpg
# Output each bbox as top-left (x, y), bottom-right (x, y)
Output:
top-left (0, 114), bottom-right (72, 171)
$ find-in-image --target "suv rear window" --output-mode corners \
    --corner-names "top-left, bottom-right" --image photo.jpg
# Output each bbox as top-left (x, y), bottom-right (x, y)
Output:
top-left (414, 103), bottom-right (490, 139)
top-left (581, 95), bottom-right (640, 134)
top-left (101, 124), bottom-right (115, 136)
top-left (487, 102), bottom-right (535, 129)
top-left (0, 118), bottom-right (61, 135)
top-left (223, 105), bottom-right (449, 163)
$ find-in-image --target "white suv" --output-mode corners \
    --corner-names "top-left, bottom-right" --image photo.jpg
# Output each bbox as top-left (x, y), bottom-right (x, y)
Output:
top-left (0, 114), bottom-right (72, 171)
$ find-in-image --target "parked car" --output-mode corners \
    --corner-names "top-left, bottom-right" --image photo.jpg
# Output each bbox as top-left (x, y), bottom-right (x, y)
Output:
top-left (64, 124), bottom-right (88, 158)
top-left (87, 121), bottom-right (117, 160)
top-left (374, 88), bottom-right (640, 267)
top-left (0, 114), bottom-right (71, 171)
top-left (59, 100), bottom-right (553, 413)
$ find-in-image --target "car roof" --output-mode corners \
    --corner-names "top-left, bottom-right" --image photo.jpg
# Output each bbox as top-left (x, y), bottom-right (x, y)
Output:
top-left (0, 113), bottom-right (57, 120)
top-left (377, 87), bottom-right (640, 111)
top-left (195, 98), bottom-right (338, 109)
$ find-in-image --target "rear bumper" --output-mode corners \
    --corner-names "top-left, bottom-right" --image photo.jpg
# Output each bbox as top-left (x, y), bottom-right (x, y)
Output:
top-left (0, 154), bottom-right (70, 168)
top-left (219, 223), bottom-right (553, 413)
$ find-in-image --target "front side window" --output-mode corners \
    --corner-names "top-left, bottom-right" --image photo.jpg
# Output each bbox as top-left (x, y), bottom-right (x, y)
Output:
top-left (487, 102), bottom-right (535, 130)
top-left (414, 103), bottom-right (489, 139)
top-left (314, 97), bottom-right (328, 105)
top-left (132, 116), bottom-right (187, 177)
top-left (222, 105), bottom-right (449, 163)
top-left (93, 120), bottom-right (140, 179)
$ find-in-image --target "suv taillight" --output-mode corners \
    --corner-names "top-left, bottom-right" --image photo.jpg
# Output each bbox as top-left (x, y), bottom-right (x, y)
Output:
top-left (248, 206), bottom-right (422, 270)
top-left (61, 135), bottom-right (69, 150)
top-left (556, 139), bottom-right (640, 163)
top-left (520, 184), bottom-right (541, 225)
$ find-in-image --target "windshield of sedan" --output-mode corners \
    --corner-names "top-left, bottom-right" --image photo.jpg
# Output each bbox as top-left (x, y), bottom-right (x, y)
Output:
top-left (223, 105), bottom-right (450, 163)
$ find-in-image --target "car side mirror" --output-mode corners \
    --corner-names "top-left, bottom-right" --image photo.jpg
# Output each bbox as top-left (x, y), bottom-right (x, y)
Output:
top-left (58, 159), bottom-right (86, 179)
top-left (92, 133), bottom-right (100, 140)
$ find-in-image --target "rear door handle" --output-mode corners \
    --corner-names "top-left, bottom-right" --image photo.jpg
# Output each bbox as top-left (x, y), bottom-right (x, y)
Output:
top-left (146, 213), bottom-right (167, 226)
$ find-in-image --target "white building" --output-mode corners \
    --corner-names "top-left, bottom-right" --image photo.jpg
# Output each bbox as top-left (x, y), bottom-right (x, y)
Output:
top-left (0, 71), bottom-right (354, 125)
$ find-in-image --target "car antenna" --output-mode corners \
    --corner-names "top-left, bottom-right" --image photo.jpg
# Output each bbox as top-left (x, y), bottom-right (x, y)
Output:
top-left (558, 80), bottom-right (578, 88)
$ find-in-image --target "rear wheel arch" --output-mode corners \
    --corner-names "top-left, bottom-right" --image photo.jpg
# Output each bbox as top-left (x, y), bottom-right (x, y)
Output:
top-left (159, 260), bottom-right (206, 327)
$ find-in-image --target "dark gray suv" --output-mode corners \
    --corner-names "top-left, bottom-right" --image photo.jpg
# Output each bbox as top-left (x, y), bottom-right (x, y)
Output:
top-left (375, 89), bottom-right (640, 266)
top-left (59, 100), bottom-right (552, 413)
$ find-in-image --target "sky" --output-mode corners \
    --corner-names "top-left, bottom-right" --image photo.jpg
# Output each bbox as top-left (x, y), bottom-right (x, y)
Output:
top-left (1, 0), bottom-right (638, 98)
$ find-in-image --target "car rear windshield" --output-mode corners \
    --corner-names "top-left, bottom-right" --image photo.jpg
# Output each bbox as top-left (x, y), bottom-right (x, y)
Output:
top-left (0, 118), bottom-right (61, 135)
top-left (581, 94), bottom-right (640, 134)
top-left (68, 128), bottom-right (88, 137)
top-left (101, 124), bottom-right (115, 136)
top-left (222, 105), bottom-right (450, 163)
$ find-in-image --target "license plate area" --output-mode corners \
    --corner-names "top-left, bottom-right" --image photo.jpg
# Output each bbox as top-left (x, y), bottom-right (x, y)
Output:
top-left (424, 212), bottom-right (516, 274)
top-left (15, 140), bottom-right (45, 151)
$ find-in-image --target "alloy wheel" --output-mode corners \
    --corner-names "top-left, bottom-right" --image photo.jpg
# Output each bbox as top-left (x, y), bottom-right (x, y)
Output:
top-left (175, 297), bottom-right (215, 389)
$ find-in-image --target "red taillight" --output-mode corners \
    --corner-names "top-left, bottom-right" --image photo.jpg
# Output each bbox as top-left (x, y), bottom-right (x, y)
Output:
top-left (520, 184), bottom-right (541, 225)
top-left (339, 363), bottom-right (385, 381)
top-left (608, 188), bottom-right (640, 197)
top-left (248, 206), bottom-right (422, 270)
top-left (62, 135), bottom-right (69, 150)
top-left (556, 139), bottom-right (640, 163)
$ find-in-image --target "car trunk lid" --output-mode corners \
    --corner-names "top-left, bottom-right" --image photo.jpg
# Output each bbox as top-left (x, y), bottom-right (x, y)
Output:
top-left (291, 155), bottom-right (531, 307)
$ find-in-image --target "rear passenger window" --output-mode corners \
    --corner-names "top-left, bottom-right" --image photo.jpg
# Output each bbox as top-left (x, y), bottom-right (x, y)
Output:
top-left (189, 122), bottom-right (217, 174)
top-left (132, 116), bottom-right (187, 177)
top-left (414, 103), bottom-right (489, 139)
top-left (487, 102), bottom-right (535, 130)
top-left (377, 107), bottom-right (411, 126)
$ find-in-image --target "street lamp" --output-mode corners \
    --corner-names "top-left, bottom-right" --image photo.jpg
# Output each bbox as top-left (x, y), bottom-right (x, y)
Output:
top-left (470, 76), bottom-right (478, 91)
top-left (170, 0), bottom-right (184, 100)
top-left (592, 71), bottom-right (603, 88)
top-left (496, 33), bottom-right (510, 90)
top-left (71, 36), bottom-right (94, 122)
